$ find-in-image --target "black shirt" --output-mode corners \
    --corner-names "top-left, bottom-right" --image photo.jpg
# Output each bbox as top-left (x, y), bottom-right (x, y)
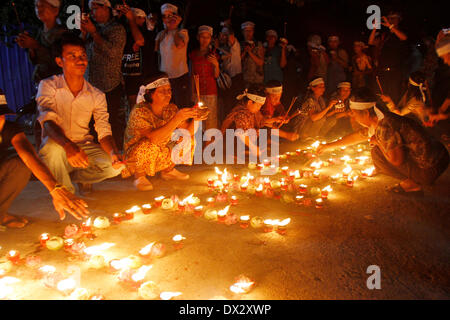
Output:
top-left (0, 120), bottom-right (22, 162)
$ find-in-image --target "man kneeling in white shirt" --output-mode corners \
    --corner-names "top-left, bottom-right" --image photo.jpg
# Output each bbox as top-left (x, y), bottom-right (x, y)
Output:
top-left (36, 33), bottom-right (124, 195)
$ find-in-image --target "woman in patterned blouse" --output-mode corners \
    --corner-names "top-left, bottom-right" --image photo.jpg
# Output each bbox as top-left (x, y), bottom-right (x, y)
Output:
top-left (124, 73), bottom-right (208, 191)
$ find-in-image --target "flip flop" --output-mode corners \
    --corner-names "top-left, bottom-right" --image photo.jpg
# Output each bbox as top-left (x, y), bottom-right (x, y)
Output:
top-left (0, 215), bottom-right (29, 228)
top-left (386, 184), bottom-right (424, 197)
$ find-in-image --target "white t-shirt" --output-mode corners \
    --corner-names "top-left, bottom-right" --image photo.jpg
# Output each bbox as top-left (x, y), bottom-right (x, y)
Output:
top-left (157, 29), bottom-right (189, 79)
top-left (227, 40), bottom-right (242, 78)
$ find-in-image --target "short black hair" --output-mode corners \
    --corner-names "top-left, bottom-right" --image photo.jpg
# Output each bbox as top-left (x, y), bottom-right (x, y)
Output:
top-left (265, 80), bottom-right (282, 89)
top-left (350, 87), bottom-right (376, 103)
top-left (52, 32), bottom-right (86, 58)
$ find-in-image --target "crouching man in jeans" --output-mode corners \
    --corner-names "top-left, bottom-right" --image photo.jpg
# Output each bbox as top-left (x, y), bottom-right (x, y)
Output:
top-left (37, 33), bottom-right (124, 195)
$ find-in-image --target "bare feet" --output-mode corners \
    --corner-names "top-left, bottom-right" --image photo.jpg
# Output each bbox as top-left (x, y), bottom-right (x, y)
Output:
top-left (134, 176), bottom-right (154, 191)
top-left (399, 179), bottom-right (422, 192)
top-left (161, 168), bottom-right (190, 181)
top-left (0, 213), bottom-right (29, 228)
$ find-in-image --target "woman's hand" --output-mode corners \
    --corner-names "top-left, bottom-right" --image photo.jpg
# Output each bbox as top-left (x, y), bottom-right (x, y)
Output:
top-left (81, 16), bottom-right (97, 35)
top-left (175, 108), bottom-right (199, 123)
top-left (50, 186), bottom-right (90, 220)
top-left (207, 54), bottom-right (219, 68)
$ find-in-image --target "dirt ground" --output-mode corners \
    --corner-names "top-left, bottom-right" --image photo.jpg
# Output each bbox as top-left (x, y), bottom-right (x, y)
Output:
top-left (1, 140), bottom-right (449, 300)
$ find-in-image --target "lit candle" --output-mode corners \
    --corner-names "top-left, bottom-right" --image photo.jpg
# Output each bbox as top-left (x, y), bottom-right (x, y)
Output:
top-left (281, 166), bottom-right (289, 175)
top-left (321, 185), bottom-right (332, 199)
top-left (347, 176), bottom-right (357, 187)
top-left (315, 198), bottom-right (324, 209)
top-left (154, 196), bottom-right (165, 208)
top-left (240, 181), bottom-right (248, 192)
top-left (206, 197), bottom-right (215, 207)
top-left (255, 184), bottom-right (263, 197)
top-left (113, 213), bottom-right (122, 224)
top-left (295, 195), bottom-right (304, 206)
top-left (298, 184), bottom-right (307, 194)
top-left (280, 179), bottom-right (288, 191)
top-left (233, 174), bottom-right (240, 182)
top-left (263, 219), bottom-right (274, 233)
top-left (172, 235), bottom-right (186, 249)
top-left (215, 167), bottom-right (223, 180)
top-left (81, 218), bottom-right (92, 233)
top-left (7, 250), bottom-right (20, 264)
top-left (342, 165), bottom-right (352, 178)
top-left (46, 236), bottom-right (64, 251)
top-left (93, 216), bottom-right (110, 229)
top-left (142, 204), bottom-right (152, 214)
top-left (57, 278), bottom-right (77, 296)
top-left (125, 206), bottom-right (140, 220)
top-left (263, 177), bottom-right (271, 188)
top-left (63, 239), bottom-right (75, 250)
top-left (276, 218), bottom-right (291, 235)
top-left (39, 233), bottom-right (50, 247)
top-left (362, 166), bottom-right (375, 177)
top-left (295, 149), bottom-right (302, 156)
top-left (313, 170), bottom-right (320, 180)
top-left (239, 215), bottom-right (250, 229)
top-left (207, 178), bottom-right (214, 187)
top-left (263, 159), bottom-right (271, 167)
top-left (229, 275), bottom-right (255, 295)
top-left (177, 200), bottom-right (186, 212)
top-left (193, 206), bottom-right (204, 217)
top-left (230, 195), bottom-right (238, 206)
top-left (139, 242), bottom-right (156, 258)
top-left (217, 206), bottom-right (230, 223)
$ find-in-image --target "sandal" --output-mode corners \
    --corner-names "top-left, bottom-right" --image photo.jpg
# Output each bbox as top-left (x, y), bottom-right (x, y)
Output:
top-left (134, 176), bottom-right (154, 191)
top-left (386, 184), bottom-right (424, 197)
top-left (0, 215), bottom-right (29, 229)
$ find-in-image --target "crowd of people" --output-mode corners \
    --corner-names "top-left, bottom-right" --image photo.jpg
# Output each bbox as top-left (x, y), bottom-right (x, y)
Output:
top-left (1, 0), bottom-right (449, 228)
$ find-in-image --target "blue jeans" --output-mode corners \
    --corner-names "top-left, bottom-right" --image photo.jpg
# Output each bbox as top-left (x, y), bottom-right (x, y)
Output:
top-left (39, 139), bottom-right (122, 193)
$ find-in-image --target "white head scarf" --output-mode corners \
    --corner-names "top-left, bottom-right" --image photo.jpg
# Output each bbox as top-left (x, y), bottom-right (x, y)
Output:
top-left (236, 89), bottom-right (266, 104)
top-left (161, 3), bottom-right (178, 15)
top-left (337, 82), bottom-right (351, 89)
top-left (309, 78), bottom-right (325, 88)
top-left (265, 86), bottom-right (283, 95)
top-left (349, 100), bottom-right (384, 136)
top-left (198, 25), bottom-right (213, 36)
top-left (408, 77), bottom-right (427, 102)
top-left (241, 21), bottom-right (255, 30)
top-left (436, 34), bottom-right (450, 57)
top-left (136, 77), bottom-right (171, 104)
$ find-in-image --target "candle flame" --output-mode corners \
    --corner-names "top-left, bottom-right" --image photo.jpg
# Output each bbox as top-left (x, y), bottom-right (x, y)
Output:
top-left (343, 165), bottom-right (352, 175)
top-left (331, 173), bottom-right (342, 179)
top-left (39, 265), bottom-right (56, 274)
top-left (8, 250), bottom-right (18, 257)
top-left (126, 205), bottom-right (141, 213)
top-left (198, 102), bottom-right (204, 107)
top-left (240, 215), bottom-right (250, 221)
top-left (363, 166), bottom-right (375, 176)
top-left (40, 233), bottom-right (50, 240)
top-left (278, 218), bottom-right (291, 227)
top-left (316, 198), bottom-right (323, 204)
top-left (263, 219), bottom-right (274, 226)
top-left (217, 205), bottom-right (230, 217)
top-left (172, 235), bottom-right (186, 242)
top-left (142, 204), bottom-right (151, 209)
top-left (0, 277), bottom-right (20, 286)
top-left (241, 181), bottom-right (249, 188)
top-left (155, 196), bottom-right (165, 201)
top-left (311, 141), bottom-right (320, 149)
top-left (160, 291), bottom-right (182, 300)
top-left (263, 177), bottom-right (270, 183)
top-left (57, 278), bottom-right (76, 292)
top-left (84, 218), bottom-right (92, 226)
top-left (322, 185), bottom-right (333, 192)
top-left (229, 276), bottom-right (255, 294)
top-left (256, 184), bottom-right (263, 192)
top-left (310, 161), bottom-right (323, 169)
top-left (83, 243), bottom-right (115, 256)
top-left (131, 265), bottom-right (152, 282)
top-left (139, 242), bottom-right (156, 256)
top-left (215, 167), bottom-right (222, 175)
top-left (313, 170), bottom-right (320, 176)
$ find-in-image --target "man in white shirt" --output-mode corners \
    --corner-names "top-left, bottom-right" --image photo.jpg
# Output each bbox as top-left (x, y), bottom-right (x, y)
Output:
top-left (155, 3), bottom-right (191, 107)
top-left (36, 33), bottom-right (123, 194)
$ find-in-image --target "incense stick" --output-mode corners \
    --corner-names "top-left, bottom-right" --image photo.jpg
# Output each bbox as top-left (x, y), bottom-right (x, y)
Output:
top-left (277, 96), bottom-right (297, 129)
top-left (375, 76), bottom-right (384, 95)
top-left (193, 75), bottom-right (200, 103)
top-left (11, 1), bottom-right (22, 28)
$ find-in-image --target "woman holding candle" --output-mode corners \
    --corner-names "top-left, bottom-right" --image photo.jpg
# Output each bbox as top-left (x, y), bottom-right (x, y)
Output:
top-left (124, 73), bottom-right (208, 191)
top-left (317, 87), bottom-right (449, 196)
top-left (292, 77), bottom-right (335, 139)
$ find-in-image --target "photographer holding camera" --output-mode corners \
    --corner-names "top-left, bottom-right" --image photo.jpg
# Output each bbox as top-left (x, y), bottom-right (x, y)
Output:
top-left (240, 21), bottom-right (264, 86)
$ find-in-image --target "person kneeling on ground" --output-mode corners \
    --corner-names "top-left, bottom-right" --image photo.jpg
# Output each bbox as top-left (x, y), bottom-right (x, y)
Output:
top-left (0, 97), bottom-right (89, 228)
top-left (124, 73), bottom-right (208, 191)
top-left (317, 87), bottom-right (449, 196)
top-left (261, 80), bottom-right (299, 141)
top-left (36, 33), bottom-right (124, 195)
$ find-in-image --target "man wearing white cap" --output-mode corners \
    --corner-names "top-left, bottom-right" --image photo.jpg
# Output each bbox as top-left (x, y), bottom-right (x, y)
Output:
top-left (318, 87), bottom-right (449, 196)
top-left (16, 0), bottom-right (66, 84)
top-left (189, 25), bottom-right (219, 130)
top-left (156, 3), bottom-right (191, 108)
top-left (263, 29), bottom-right (287, 83)
top-left (241, 21), bottom-right (264, 85)
top-left (320, 81), bottom-right (353, 137)
top-left (81, 0), bottom-right (127, 149)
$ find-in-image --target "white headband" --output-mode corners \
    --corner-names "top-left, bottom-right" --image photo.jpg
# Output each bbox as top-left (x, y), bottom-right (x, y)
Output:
top-left (436, 36), bottom-right (450, 57)
top-left (338, 82), bottom-right (351, 89)
top-left (161, 3), bottom-right (178, 15)
top-left (89, 0), bottom-right (111, 9)
top-left (0, 94), bottom-right (7, 105)
top-left (309, 78), bottom-right (324, 87)
top-left (132, 8), bottom-right (146, 18)
top-left (241, 21), bottom-right (255, 30)
top-left (136, 78), bottom-right (170, 104)
top-left (36, 0), bottom-right (61, 8)
top-left (409, 77), bottom-right (427, 102)
top-left (237, 89), bottom-right (266, 104)
top-left (266, 86), bottom-right (283, 94)
top-left (349, 101), bottom-right (376, 110)
top-left (198, 25), bottom-right (213, 36)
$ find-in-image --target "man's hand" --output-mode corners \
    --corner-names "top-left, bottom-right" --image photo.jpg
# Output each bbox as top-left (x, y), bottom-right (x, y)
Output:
top-left (64, 142), bottom-right (89, 168)
top-left (81, 16), bottom-right (97, 35)
top-left (381, 16), bottom-right (391, 28)
top-left (50, 186), bottom-right (90, 220)
top-left (207, 54), bottom-right (219, 68)
top-left (16, 32), bottom-right (39, 50)
top-left (110, 152), bottom-right (125, 170)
